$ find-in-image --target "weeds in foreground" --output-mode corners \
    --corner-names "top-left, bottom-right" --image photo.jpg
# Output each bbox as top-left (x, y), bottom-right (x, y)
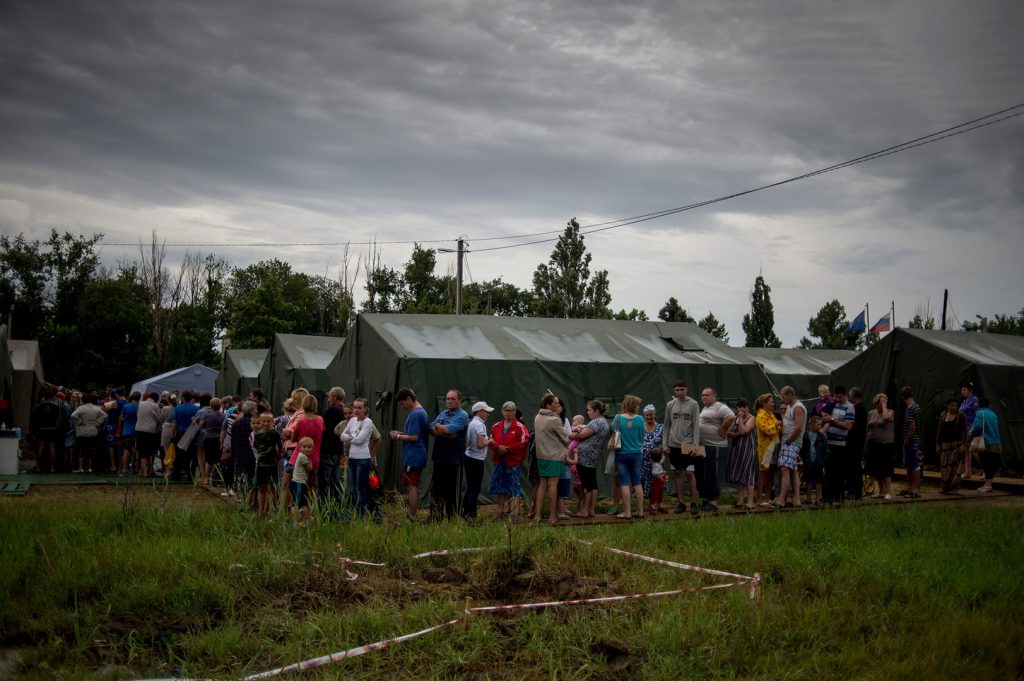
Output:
top-left (0, 492), bottom-right (1022, 680)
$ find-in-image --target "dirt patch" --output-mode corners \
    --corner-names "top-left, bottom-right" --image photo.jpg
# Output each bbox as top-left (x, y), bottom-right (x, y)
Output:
top-left (23, 483), bottom-right (225, 509)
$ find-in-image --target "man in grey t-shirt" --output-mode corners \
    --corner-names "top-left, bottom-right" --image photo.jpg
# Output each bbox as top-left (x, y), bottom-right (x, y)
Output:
top-left (662, 380), bottom-right (701, 514)
top-left (698, 387), bottom-right (735, 513)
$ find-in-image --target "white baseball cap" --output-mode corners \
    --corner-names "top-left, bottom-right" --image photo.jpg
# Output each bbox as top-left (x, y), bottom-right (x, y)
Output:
top-left (471, 401), bottom-right (494, 413)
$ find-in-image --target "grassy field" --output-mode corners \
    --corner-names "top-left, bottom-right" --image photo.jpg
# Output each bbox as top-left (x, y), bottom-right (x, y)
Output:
top-left (1, 484), bottom-right (1023, 680)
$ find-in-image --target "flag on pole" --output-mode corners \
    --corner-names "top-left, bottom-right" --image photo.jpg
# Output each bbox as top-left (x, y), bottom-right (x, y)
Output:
top-left (844, 310), bottom-right (866, 336)
top-left (870, 314), bottom-right (892, 333)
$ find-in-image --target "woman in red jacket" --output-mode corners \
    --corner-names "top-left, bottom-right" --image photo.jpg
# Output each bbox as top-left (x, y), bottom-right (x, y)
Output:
top-left (487, 401), bottom-right (529, 522)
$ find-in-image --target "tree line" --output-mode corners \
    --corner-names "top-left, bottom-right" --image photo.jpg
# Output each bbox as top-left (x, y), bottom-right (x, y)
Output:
top-left (2, 224), bottom-right (1020, 390)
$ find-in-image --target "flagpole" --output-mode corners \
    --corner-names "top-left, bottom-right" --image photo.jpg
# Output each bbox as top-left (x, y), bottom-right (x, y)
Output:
top-left (891, 300), bottom-right (895, 330)
top-left (866, 302), bottom-right (869, 335)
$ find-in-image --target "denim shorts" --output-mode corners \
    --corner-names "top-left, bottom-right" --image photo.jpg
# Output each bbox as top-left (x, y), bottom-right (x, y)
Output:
top-left (903, 442), bottom-right (922, 473)
top-left (614, 450), bottom-right (643, 487)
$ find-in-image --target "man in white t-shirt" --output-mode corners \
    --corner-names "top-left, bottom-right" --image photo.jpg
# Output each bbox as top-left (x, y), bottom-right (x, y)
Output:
top-left (775, 386), bottom-right (807, 507)
top-left (698, 387), bottom-right (735, 513)
top-left (463, 401), bottom-right (494, 519)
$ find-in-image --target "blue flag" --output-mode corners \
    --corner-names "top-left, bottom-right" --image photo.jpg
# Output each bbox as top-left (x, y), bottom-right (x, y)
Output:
top-left (845, 310), bottom-right (866, 336)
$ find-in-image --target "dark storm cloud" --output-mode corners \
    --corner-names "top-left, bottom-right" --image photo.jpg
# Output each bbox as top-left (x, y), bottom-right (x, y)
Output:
top-left (0, 0), bottom-right (1021, 343)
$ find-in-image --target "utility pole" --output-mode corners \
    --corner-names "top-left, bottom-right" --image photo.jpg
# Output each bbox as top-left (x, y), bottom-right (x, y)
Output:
top-left (941, 289), bottom-right (949, 331)
top-left (456, 237), bottom-right (464, 315)
top-left (440, 238), bottom-right (467, 315)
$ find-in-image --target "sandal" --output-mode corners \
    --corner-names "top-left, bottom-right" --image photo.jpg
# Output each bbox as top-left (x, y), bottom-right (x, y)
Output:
top-left (615, 513), bottom-right (632, 519)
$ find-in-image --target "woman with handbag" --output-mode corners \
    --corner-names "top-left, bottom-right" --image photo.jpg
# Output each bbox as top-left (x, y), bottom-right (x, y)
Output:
top-left (971, 398), bottom-right (1002, 494)
top-left (936, 397), bottom-right (968, 494)
top-left (754, 394), bottom-right (781, 507)
top-left (568, 400), bottom-right (609, 519)
top-left (613, 395), bottom-right (646, 519)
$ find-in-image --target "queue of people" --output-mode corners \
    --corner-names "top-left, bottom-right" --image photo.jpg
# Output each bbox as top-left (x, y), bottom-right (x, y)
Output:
top-left (26, 378), bottom-right (1005, 523)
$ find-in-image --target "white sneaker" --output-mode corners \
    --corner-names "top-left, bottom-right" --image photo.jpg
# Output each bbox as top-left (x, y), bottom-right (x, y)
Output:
top-left (883, 494), bottom-right (893, 500)
top-left (977, 485), bottom-right (993, 494)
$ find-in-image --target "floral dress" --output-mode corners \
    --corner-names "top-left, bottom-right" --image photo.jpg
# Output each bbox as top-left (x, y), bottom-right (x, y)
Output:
top-left (640, 423), bottom-right (664, 496)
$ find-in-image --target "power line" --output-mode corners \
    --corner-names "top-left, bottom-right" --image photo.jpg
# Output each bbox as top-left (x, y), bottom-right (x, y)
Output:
top-left (97, 102), bottom-right (1024, 251)
top-left (472, 105), bottom-right (1024, 253)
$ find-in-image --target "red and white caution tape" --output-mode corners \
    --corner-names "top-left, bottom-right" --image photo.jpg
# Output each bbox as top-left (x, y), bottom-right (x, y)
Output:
top-left (238, 542), bottom-right (760, 679)
top-left (242, 618), bottom-right (463, 680)
top-left (469, 581), bottom-right (750, 614)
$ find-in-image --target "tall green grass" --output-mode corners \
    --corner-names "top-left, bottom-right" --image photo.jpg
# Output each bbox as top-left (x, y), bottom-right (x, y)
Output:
top-left (1, 488), bottom-right (1022, 680)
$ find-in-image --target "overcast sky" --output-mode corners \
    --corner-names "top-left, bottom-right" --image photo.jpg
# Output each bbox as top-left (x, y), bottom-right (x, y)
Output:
top-left (1, 0), bottom-right (1021, 345)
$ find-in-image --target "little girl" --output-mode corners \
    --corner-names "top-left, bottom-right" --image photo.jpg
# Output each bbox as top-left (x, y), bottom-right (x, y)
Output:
top-left (568, 415), bottom-right (586, 508)
top-left (558, 415), bottom-right (585, 519)
top-left (805, 416), bottom-right (828, 507)
top-left (291, 437), bottom-right (314, 527)
top-left (649, 449), bottom-right (668, 514)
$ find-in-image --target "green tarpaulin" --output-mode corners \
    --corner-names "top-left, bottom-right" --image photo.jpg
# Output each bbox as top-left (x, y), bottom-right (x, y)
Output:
top-left (8, 339), bottom-right (44, 434)
top-left (338, 314), bottom-right (776, 499)
top-left (217, 348), bottom-right (268, 398)
top-left (832, 328), bottom-right (1024, 471)
top-left (259, 334), bottom-right (345, 411)
top-left (0, 325), bottom-right (13, 429)
top-left (738, 348), bottom-right (856, 399)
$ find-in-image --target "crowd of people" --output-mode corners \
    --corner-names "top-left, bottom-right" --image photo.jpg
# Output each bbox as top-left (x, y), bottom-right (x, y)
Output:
top-left (27, 378), bottom-right (1004, 523)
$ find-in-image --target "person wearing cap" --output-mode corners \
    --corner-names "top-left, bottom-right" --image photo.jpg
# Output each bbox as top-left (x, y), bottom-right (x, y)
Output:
top-left (463, 401), bottom-right (495, 519)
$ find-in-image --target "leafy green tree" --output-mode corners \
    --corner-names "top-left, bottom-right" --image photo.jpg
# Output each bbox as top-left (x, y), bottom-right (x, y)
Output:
top-left (224, 259), bottom-right (346, 348)
top-left (657, 297), bottom-right (695, 323)
top-left (0, 230), bottom-right (102, 344)
top-left (962, 308), bottom-right (1024, 335)
top-left (697, 312), bottom-right (729, 342)
top-left (0, 233), bottom-right (50, 340)
top-left (612, 308), bottom-right (649, 321)
top-left (798, 300), bottom-right (862, 349)
top-left (531, 218), bottom-right (612, 319)
top-left (463, 279), bottom-right (533, 316)
top-left (70, 273), bottom-right (153, 389)
top-left (742, 275), bottom-right (782, 348)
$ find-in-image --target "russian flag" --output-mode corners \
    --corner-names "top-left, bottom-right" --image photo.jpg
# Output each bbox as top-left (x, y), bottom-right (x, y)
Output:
top-left (870, 314), bottom-right (892, 333)
top-left (844, 310), bottom-right (866, 337)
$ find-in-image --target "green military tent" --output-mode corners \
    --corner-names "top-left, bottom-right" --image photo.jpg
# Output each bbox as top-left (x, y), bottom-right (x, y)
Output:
top-left (217, 348), bottom-right (268, 398)
top-left (832, 328), bottom-right (1024, 471)
top-left (338, 313), bottom-right (775, 499)
top-left (738, 348), bottom-right (856, 399)
top-left (8, 339), bottom-right (44, 434)
top-left (259, 333), bottom-right (345, 412)
top-left (0, 325), bottom-right (14, 428)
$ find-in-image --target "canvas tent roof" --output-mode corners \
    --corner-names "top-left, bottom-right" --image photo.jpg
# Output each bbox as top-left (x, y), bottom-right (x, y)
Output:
top-left (738, 348), bottom-right (856, 398)
top-left (8, 339), bottom-right (44, 433)
top-left (131, 364), bottom-right (218, 397)
top-left (339, 314), bottom-right (775, 497)
top-left (832, 328), bottom-right (1024, 471)
top-left (0, 325), bottom-right (13, 404)
top-left (259, 334), bottom-right (345, 411)
top-left (216, 348), bottom-right (268, 397)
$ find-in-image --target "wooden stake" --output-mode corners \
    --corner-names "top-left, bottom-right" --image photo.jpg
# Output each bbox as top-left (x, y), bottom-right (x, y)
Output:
top-left (463, 597), bottom-right (473, 631)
